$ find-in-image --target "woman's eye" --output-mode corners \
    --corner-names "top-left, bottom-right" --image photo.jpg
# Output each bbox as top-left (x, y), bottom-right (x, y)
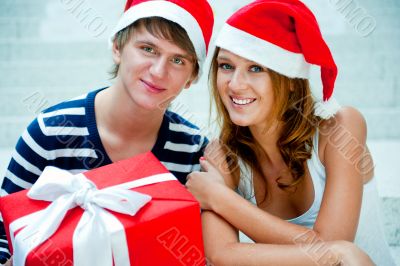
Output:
top-left (219, 63), bottom-right (233, 70)
top-left (172, 57), bottom-right (184, 65)
top-left (250, 65), bottom-right (263, 72)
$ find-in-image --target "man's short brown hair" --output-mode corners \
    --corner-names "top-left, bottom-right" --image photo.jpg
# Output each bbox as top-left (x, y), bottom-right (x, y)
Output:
top-left (110, 17), bottom-right (199, 80)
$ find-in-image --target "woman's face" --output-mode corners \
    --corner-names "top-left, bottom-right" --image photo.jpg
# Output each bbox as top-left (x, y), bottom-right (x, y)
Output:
top-left (216, 49), bottom-right (275, 127)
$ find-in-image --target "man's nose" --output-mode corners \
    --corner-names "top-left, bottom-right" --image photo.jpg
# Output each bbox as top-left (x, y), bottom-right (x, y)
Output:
top-left (149, 57), bottom-right (168, 79)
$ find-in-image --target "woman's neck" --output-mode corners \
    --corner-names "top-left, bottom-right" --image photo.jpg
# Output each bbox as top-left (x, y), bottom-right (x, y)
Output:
top-left (249, 121), bottom-right (284, 167)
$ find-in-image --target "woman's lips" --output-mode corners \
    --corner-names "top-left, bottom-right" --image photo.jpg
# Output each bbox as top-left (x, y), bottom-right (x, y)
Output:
top-left (230, 96), bottom-right (256, 106)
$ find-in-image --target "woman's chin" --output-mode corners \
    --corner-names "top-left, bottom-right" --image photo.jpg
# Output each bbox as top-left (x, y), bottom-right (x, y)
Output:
top-left (230, 116), bottom-right (252, 127)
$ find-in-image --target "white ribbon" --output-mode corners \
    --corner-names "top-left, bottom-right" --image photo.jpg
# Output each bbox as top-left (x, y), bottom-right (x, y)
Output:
top-left (9, 166), bottom-right (177, 266)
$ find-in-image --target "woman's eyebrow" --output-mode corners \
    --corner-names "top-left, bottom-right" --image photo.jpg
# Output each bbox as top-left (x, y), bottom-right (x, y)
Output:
top-left (217, 56), bottom-right (258, 65)
top-left (217, 56), bottom-right (231, 61)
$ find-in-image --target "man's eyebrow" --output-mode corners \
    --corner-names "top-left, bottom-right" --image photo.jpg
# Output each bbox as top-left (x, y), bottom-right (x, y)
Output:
top-left (174, 53), bottom-right (192, 61)
top-left (167, 49), bottom-right (193, 61)
top-left (135, 40), bottom-right (157, 47)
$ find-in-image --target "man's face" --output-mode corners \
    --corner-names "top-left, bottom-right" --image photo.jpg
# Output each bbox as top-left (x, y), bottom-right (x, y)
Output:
top-left (112, 25), bottom-right (195, 111)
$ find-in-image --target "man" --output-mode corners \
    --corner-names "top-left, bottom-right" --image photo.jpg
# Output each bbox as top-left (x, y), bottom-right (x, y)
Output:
top-left (0, 0), bottom-right (214, 263)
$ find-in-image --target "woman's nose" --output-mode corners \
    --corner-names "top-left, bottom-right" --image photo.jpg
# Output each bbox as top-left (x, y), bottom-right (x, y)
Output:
top-left (228, 69), bottom-right (248, 91)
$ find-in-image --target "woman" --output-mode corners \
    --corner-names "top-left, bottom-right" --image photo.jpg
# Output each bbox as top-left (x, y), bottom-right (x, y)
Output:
top-left (187, 0), bottom-right (394, 265)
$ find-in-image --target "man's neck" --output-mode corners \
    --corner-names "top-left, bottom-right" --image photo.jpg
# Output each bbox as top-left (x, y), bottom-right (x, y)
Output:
top-left (95, 84), bottom-right (165, 141)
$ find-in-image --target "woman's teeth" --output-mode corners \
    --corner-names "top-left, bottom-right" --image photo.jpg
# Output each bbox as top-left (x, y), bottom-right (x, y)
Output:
top-left (231, 97), bottom-right (255, 105)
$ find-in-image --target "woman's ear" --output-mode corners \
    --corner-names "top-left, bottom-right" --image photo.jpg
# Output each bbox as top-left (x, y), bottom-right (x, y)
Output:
top-left (112, 40), bottom-right (121, 65)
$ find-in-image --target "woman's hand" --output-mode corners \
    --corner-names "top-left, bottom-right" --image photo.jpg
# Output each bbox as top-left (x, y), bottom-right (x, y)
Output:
top-left (326, 241), bottom-right (375, 266)
top-left (186, 158), bottom-right (228, 210)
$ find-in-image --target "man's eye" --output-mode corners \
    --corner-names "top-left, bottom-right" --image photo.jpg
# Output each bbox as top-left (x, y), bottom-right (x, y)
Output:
top-left (172, 57), bottom-right (184, 65)
top-left (250, 65), bottom-right (263, 72)
top-left (143, 46), bottom-right (155, 53)
top-left (218, 63), bottom-right (233, 70)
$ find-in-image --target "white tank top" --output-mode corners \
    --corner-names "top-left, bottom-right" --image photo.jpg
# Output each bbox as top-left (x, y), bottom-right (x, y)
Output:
top-left (237, 131), bottom-right (324, 227)
top-left (237, 131), bottom-right (396, 265)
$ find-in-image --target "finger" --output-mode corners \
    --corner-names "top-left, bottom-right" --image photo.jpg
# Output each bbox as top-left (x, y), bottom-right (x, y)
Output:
top-left (199, 157), bottom-right (208, 171)
top-left (186, 173), bottom-right (192, 182)
top-left (200, 157), bottom-right (219, 174)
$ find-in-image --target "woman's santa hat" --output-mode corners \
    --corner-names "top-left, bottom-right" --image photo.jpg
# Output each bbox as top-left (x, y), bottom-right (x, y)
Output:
top-left (110, 0), bottom-right (214, 76)
top-left (215, 0), bottom-right (340, 119)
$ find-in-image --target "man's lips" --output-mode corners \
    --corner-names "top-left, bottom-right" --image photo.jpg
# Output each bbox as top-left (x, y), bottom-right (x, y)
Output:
top-left (141, 79), bottom-right (166, 93)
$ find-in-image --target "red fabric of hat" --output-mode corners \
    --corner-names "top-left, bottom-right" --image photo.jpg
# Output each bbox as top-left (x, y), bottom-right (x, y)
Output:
top-left (216, 0), bottom-right (338, 104)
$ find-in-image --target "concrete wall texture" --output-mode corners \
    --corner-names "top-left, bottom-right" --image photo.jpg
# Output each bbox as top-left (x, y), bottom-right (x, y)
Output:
top-left (0, 0), bottom-right (399, 264)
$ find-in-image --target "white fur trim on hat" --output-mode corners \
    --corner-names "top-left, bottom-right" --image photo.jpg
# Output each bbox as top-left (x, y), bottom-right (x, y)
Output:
top-left (109, 0), bottom-right (206, 65)
top-left (314, 97), bottom-right (341, 119)
top-left (215, 24), bottom-right (311, 79)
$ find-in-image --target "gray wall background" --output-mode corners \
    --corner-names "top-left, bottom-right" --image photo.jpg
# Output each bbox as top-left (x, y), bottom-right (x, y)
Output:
top-left (0, 0), bottom-right (399, 263)
top-left (0, 0), bottom-right (399, 145)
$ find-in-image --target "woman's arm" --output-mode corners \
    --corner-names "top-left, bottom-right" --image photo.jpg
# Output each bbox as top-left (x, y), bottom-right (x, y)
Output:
top-left (202, 211), bottom-right (373, 266)
top-left (313, 107), bottom-right (366, 241)
top-left (188, 108), bottom-right (367, 244)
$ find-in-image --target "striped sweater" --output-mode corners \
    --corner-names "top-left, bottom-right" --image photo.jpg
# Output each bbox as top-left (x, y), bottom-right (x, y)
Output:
top-left (0, 88), bottom-right (208, 262)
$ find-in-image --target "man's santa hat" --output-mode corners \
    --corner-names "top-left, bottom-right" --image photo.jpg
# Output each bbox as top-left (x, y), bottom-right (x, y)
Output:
top-left (110, 0), bottom-right (214, 76)
top-left (215, 0), bottom-right (340, 119)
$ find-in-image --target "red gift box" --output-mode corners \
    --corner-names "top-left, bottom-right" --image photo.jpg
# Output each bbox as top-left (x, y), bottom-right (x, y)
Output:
top-left (0, 152), bottom-right (205, 266)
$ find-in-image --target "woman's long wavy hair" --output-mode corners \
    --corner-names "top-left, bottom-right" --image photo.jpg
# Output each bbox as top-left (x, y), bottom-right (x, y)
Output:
top-left (210, 48), bottom-right (321, 200)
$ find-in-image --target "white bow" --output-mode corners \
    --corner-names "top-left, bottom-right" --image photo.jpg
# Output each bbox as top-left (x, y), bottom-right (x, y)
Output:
top-left (10, 166), bottom-right (175, 266)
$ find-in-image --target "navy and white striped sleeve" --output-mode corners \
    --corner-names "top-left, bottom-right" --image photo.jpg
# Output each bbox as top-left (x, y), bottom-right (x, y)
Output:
top-left (0, 118), bottom-right (50, 263)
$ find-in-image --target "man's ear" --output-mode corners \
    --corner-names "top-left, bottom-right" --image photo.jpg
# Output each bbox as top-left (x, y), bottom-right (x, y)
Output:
top-left (184, 79), bottom-right (194, 89)
top-left (112, 40), bottom-right (121, 65)
top-left (184, 75), bottom-right (198, 89)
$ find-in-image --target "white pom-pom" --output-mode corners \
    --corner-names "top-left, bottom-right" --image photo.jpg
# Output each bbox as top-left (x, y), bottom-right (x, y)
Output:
top-left (314, 97), bottom-right (341, 119)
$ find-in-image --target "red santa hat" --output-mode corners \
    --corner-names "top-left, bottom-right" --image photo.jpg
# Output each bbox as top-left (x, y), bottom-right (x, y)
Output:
top-left (215, 0), bottom-right (340, 119)
top-left (110, 0), bottom-right (214, 75)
